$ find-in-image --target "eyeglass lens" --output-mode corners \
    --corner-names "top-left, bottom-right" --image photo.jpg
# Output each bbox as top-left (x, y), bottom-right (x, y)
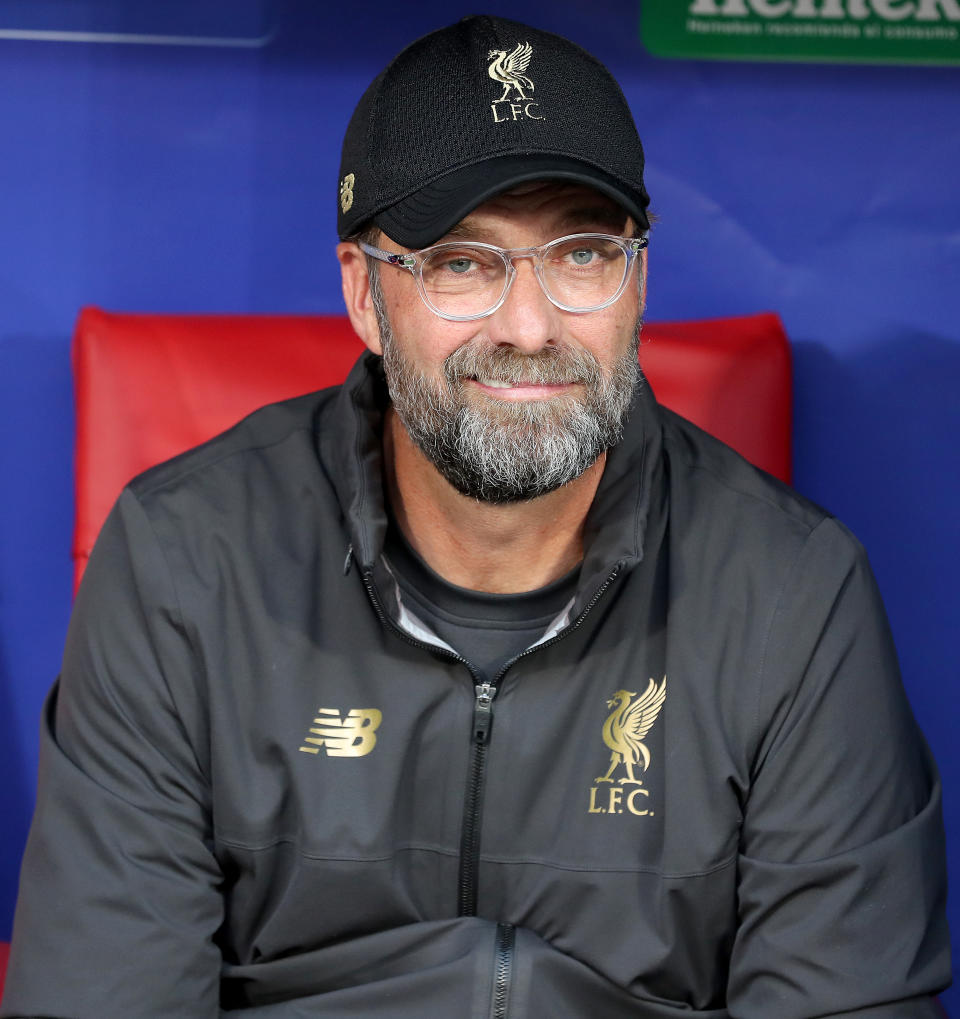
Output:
top-left (419, 236), bottom-right (630, 317)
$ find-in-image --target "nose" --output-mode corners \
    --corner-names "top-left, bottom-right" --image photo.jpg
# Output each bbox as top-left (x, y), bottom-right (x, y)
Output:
top-left (484, 253), bottom-right (559, 355)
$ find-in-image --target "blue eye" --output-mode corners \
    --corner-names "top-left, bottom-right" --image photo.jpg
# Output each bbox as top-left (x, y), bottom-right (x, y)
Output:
top-left (448, 257), bottom-right (474, 274)
top-left (570, 247), bottom-right (596, 266)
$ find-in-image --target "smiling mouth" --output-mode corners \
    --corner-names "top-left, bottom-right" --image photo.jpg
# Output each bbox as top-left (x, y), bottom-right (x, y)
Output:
top-left (476, 377), bottom-right (559, 389)
top-left (468, 377), bottom-right (579, 399)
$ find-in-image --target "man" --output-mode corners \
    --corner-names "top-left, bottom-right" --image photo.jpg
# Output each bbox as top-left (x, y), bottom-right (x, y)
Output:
top-left (2, 15), bottom-right (949, 1018)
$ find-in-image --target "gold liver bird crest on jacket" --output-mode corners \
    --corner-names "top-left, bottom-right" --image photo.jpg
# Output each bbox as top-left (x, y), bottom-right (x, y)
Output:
top-left (595, 679), bottom-right (667, 785)
top-left (487, 42), bottom-right (535, 103)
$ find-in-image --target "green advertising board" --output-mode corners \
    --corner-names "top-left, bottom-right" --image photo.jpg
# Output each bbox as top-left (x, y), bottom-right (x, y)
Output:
top-left (642, 0), bottom-right (960, 65)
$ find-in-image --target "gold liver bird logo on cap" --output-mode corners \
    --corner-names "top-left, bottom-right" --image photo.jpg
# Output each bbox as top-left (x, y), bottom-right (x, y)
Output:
top-left (595, 679), bottom-right (666, 786)
top-left (487, 42), bottom-right (535, 103)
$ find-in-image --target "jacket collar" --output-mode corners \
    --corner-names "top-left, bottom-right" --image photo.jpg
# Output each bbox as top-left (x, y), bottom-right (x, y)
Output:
top-left (324, 351), bottom-right (662, 605)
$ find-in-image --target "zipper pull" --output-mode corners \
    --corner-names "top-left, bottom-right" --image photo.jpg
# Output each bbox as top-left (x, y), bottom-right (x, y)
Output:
top-left (473, 682), bottom-right (497, 744)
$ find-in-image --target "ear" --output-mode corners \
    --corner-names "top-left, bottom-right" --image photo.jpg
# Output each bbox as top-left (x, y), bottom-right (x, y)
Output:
top-left (337, 241), bottom-right (383, 356)
top-left (639, 246), bottom-right (648, 317)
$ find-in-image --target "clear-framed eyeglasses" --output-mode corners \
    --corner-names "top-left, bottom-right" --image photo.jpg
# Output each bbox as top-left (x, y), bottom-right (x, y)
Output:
top-left (358, 232), bottom-right (648, 322)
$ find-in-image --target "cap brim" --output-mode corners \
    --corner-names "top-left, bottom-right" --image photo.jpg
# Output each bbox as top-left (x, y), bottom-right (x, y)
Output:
top-left (374, 153), bottom-right (650, 249)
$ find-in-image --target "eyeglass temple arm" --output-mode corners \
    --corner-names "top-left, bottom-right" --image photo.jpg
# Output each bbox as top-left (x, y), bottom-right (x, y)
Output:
top-left (357, 241), bottom-right (417, 269)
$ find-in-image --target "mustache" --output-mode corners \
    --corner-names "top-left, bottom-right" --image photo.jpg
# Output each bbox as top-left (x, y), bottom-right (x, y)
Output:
top-left (442, 341), bottom-right (602, 387)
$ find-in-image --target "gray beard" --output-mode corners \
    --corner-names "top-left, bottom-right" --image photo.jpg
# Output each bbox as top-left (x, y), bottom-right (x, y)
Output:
top-left (371, 271), bottom-right (641, 504)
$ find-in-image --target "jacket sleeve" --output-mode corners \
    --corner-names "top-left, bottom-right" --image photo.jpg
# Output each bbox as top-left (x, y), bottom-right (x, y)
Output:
top-left (727, 517), bottom-right (950, 1018)
top-left (1, 489), bottom-right (223, 1019)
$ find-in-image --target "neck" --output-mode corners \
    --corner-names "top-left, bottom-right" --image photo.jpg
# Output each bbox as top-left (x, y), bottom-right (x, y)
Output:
top-left (384, 408), bottom-right (604, 594)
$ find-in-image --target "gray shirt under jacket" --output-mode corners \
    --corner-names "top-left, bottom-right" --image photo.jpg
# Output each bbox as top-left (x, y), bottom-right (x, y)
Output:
top-left (384, 517), bottom-right (579, 683)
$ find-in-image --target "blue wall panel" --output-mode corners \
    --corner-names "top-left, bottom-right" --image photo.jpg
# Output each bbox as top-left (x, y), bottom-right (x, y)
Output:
top-left (0, 0), bottom-right (956, 1008)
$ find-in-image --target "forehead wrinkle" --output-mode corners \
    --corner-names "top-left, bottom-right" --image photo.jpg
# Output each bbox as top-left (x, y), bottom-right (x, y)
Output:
top-left (439, 204), bottom-right (630, 247)
top-left (438, 219), bottom-right (499, 244)
top-left (557, 205), bottom-right (631, 234)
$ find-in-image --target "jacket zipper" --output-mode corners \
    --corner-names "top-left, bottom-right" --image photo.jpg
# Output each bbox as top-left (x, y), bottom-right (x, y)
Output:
top-left (362, 563), bottom-right (621, 920)
top-left (458, 679), bottom-right (497, 915)
top-left (359, 569), bottom-right (490, 917)
top-left (490, 922), bottom-right (516, 1019)
top-left (457, 564), bottom-right (622, 917)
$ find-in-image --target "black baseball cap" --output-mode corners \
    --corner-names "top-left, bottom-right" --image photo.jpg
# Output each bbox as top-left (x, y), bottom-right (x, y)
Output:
top-left (337, 15), bottom-right (651, 249)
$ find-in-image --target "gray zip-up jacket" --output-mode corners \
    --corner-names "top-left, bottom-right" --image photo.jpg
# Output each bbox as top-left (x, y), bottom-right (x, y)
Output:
top-left (3, 353), bottom-right (950, 1017)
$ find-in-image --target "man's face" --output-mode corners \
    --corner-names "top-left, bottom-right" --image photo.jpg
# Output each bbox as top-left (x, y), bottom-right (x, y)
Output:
top-left (367, 183), bottom-right (644, 503)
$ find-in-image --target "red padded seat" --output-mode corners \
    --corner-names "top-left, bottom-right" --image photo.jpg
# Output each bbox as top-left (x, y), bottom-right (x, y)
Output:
top-left (0, 940), bottom-right (9, 1005)
top-left (71, 308), bottom-right (791, 592)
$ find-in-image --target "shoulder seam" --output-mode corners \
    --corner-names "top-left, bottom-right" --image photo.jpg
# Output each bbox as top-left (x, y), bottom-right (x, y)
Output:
top-left (661, 410), bottom-right (823, 530)
top-left (750, 516), bottom-right (850, 775)
top-left (133, 423), bottom-right (318, 501)
top-left (119, 489), bottom-right (212, 789)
